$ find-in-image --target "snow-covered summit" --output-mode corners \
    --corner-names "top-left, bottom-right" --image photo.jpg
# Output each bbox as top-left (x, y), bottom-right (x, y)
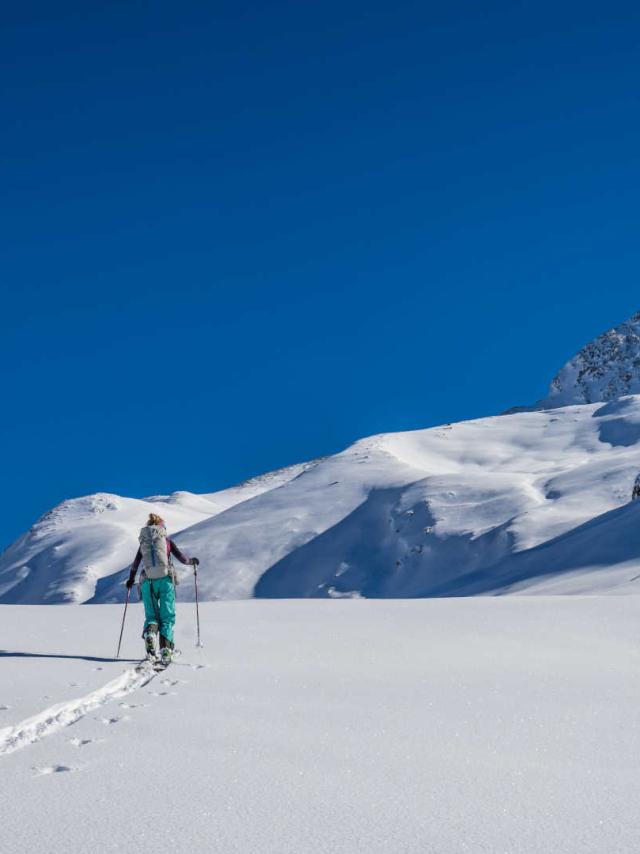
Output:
top-left (540, 311), bottom-right (640, 408)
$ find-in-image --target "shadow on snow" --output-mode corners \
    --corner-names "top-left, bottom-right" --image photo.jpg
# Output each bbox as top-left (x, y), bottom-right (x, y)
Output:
top-left (0, 650), bottom-right (138, 663)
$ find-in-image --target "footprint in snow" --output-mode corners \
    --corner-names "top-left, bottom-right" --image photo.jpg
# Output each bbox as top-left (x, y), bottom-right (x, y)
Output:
top-left (99, 716), bottom-right (127, 725)
top-left (160, 679), bottom-right (181, 687)
top-left (119, 702), bottom-right (146, 710)
top-left (149, 691), bottom-right (177, 697)
top-left (34, 764), bottom-right (76, 776)
top-left (69, 738), bottom-right (96, 748)
top-left (0, 704), bottom-right (10, 711)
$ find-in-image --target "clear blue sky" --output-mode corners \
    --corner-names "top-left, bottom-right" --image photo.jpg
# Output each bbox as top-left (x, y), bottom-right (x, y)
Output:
top-left (2, 1), bottom-right (640, 548)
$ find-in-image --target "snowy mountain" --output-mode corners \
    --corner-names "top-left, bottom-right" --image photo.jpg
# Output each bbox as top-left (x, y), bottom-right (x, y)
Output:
top-left (540, 310), bottom-right (640, 407)
top-left (0, 462), bottom-right (317, 604)
top-left (4, 313), bottom-right (640, 604)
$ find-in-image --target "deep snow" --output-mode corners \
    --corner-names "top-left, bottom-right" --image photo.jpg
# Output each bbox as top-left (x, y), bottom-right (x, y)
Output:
top-left (1, 599), bottom-right (639, 854)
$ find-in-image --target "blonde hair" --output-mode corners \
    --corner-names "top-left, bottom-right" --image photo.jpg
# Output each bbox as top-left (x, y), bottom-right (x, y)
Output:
top-left (147, 513), bottom-right (165, 527)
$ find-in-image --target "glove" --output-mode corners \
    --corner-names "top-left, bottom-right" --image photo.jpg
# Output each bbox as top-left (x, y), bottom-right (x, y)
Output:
top-left (125, 571), bottom-right (136, 590)
top-left (191, 557), bottom-right (200, 567)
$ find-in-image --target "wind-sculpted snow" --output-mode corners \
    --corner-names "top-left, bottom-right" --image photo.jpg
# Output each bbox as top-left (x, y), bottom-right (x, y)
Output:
top-left (4, 395), bottom-right (640, 602)
top-left (166, 403), bottom-right (640, 600)
top-left (430, 500), bottom-right (640, 596)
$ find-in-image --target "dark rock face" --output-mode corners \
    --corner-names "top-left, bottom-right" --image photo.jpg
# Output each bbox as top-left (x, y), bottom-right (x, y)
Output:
top-left (540, 311), bottom-right (640, 408)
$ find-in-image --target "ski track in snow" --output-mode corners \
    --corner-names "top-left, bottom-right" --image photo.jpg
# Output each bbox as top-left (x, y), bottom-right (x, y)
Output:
top-left (0, 662), bottom-right (157, 756)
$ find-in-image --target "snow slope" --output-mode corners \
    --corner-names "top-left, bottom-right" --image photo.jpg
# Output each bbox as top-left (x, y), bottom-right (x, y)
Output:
top-left (106, 396), bottom-right (640, 601)
top-left (5, 312), bottom-right (640, 603)
top-left (4, 399), bottom-right (640, 602)
top-left (252, 400), bottom-right (640, 598)
top-left (0, 462), bottom-right (317, 604)
top-left (1, 599), bottom-right (639, 854)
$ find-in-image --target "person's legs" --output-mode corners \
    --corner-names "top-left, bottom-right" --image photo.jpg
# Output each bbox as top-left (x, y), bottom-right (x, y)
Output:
top-left (140, 579), bottom-right (160, 631)
top-left (140, 578), bottom-right (161, 656)
top-left (157, 576), bottom-right (176, 647)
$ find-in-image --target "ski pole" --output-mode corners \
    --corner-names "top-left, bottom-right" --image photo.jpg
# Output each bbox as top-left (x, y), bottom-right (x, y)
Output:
top-left (116, 587), bottom-right (131, 659)
top-left (194, 567), bottom-right (203, 647)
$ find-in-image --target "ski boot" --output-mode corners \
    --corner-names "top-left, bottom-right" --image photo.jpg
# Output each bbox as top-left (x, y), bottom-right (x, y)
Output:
top-left (159, 634), bottom-right (174, 668)
top-left (144, 624), bottom-right (160, 662)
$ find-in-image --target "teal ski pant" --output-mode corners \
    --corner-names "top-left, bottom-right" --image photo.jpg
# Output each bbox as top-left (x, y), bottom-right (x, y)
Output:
top-left (141, 576), bottom-right (176, 644)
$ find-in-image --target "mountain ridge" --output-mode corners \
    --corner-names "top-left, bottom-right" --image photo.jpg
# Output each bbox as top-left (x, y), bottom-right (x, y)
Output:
top-left (4, 312), bottom-right (640, 603)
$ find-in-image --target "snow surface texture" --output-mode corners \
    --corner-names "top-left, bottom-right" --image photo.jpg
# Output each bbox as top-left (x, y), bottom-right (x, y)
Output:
top-left (0, 661), bottom-right (156, 756)
top-left (4, 399), bottom-right (640, 601)
top-left (1, 600), bottom-right (639, 854)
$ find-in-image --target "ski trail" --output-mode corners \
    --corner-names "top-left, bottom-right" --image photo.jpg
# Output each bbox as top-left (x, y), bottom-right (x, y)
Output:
top-left (0, 663), bottom-right (156, 757)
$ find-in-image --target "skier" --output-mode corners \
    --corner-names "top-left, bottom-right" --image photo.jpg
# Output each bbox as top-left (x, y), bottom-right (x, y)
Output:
top-left (633, 474), bottom-right (640, 501)
top-left (126, 513), bottom-right (199, 666)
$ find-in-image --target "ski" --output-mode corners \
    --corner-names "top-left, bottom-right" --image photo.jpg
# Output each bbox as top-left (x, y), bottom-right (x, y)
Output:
top-left (153, 647), bottom-right (176, 670)
top-left (133, 657), bottom-right (160, 675)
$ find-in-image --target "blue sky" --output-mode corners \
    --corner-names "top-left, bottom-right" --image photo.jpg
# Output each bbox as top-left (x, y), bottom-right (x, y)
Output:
top-left (2, 1), bottom-right (640, 548)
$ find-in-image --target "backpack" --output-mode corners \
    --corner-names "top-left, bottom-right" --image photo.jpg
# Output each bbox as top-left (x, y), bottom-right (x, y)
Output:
top-left (139, 525), bottom-right (170, 580)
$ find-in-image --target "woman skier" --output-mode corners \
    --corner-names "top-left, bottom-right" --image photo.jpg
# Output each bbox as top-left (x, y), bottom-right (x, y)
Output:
top-left (126, 513), bottom-right (199, 665)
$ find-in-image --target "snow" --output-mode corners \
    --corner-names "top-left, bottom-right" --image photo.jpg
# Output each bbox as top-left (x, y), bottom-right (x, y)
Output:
top-left (4, 307), bottom-right (640, 851)
top-left (4, 398), bottom-right (640, 602)
top-left (2, 598), bottom-right (640, 854)
top-left (0, 462), bottom-right (317, 604)
top-left (540, 310), bottom-right (640, 407)
top-left (5, 312), bottom-right (640, 605)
